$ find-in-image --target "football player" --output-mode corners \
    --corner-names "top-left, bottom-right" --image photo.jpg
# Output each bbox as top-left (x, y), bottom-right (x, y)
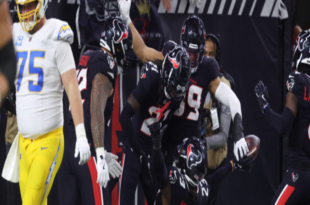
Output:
top-left (118, 0), bottom-right (248, 164)
top-left (60, 16), bottom-right (130, 205)
top-left (148, 122), bottom-right (254, 205)
top-left (119, 46), bottom-right (191, 204)
top-left (10, 0), bottom-right (91, 204)
top-left (255, 30), bottom-right (310, 204)
top-left (0, 0), bottom-right (16, 102)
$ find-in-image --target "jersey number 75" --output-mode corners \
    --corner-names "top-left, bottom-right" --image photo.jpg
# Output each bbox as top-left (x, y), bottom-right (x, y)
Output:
top-left (16, 51), bottom-right (45, 93)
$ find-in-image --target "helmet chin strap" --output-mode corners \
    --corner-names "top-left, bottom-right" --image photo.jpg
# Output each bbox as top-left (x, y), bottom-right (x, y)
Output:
top-left (185, 174), bottom-right (199, 187)
top-left (164, 87), bottom-right (172, 100)
top-left (191, 66), bottom-right (198, 73)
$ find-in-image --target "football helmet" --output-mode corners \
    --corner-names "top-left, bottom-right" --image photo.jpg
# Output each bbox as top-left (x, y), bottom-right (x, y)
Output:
top-left (100, 16), bottom-right (133, 70)
top-left (16, 0), bottom-right (48, 32)
top-left (296, 46), bottom-right (310, 70)
top-left (175, 137), bottom-right (208, 187)
top-left (180, 15), bottom-right (206, 73)
top-left (161, 46), bottom-right (191, 102)
top-left (292, 29), bottom-right (310, 71)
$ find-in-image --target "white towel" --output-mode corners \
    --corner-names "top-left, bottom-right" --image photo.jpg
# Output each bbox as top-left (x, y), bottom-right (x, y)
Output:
top-left (2, 132), bottom-right (20, 183)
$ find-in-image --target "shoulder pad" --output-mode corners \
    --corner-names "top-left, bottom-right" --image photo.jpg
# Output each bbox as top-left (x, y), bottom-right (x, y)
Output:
top-left (286, 71), bottom-right (301, 92)
top-left (140, 62), bottom-right (159, 79)
top-left (92, 50), bottom-right (116, 80)
top-left (50, 19), bottom-right (74, 44)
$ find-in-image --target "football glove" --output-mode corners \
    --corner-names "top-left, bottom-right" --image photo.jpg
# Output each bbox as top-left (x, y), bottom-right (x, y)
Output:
top-left (232, 155), bottom-right (254, 172)
top-left (118, 0), bottom-right (132, 25)
top-left (232, 114), bottom-right (249, 161)
top-left (74, 124), bottom-right (91, 165)
top-left (140, 150), bottom-right (153, 185)
top-left (147, 122), bottom-right (168, 149)
top-left (105, 151), bottom-right (122, 178)
top-left (254, 80), bottom-right (269, 113)
top-left (96, 148), bottom-right (110, 188)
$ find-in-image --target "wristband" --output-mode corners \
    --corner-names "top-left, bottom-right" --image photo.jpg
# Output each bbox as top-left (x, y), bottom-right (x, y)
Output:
top-left (96, 147), bottom-right (105, 160)
top-left (75, 123), bottom-right (86, 139)
top-left (126, 18), bottom-right (132, 26)
top-left (263, 104), bottom-right (270, 113)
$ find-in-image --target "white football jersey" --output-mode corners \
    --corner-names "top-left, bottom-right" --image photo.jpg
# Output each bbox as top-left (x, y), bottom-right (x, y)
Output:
top-left (13, 18), bottom-right (75, 139)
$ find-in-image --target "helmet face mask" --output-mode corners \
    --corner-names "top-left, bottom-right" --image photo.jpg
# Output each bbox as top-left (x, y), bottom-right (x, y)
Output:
top-left (175, 137), bottom-right (208, 187)
top-left (180, 15), bottom-right (206, 74)
top-left (186, 49), bottom-right (200, 70)
top-left (100, 17), bottom-right (133, 73)
top-left (161, 46), bottom-right (191, 102)
top-left (292, 29), bottom-right (310, 72)
top-left (16, 0), bottom-right (47, 32)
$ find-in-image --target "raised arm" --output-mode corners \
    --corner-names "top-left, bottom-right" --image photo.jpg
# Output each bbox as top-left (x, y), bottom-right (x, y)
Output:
top-left (255, 80), bottom-right (297, 135)
top-left (118, 0), bottom-right (164, 64)
top-left (148, 122), bottom-right (171, 205)
top-left (0, 0), bottom-right (16, 102)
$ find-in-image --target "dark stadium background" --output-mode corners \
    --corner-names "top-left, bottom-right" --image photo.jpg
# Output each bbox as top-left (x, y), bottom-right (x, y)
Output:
top-left (1, 0), bottom-right (310, 204)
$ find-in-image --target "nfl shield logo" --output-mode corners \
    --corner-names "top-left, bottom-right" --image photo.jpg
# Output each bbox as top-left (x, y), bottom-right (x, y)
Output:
top-left (16, 36), bottom-right (23, 46)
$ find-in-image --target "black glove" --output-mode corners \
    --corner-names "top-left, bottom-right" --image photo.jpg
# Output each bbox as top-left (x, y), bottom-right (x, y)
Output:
top-left (254, 80), bottom-right (269, 113)
top-left (147, 122), bottom-right (168, 149)
top-left (139, 150), bottom-right (153, 185)
top-left (233, 155), bottom-right (254, 172)
top-left (4, 88), bottom-right (16, 115)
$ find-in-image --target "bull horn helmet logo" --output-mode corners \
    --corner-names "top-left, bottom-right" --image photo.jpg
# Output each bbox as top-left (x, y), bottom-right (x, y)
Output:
top-left (186, 144), bottom-right (202, 169)
top-left (112, 19), bottom-right (128, 43)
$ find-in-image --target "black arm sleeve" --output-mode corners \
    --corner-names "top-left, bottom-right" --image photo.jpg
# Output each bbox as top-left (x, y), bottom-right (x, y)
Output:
top-left (4, 86), bottom-right (16, 115)
top-left (205, 163), bottom-right (232, 203)
top-left (119, 103), bottom-right (141, 158)
top-left (153, 149), bottom-right (168, 190)
top-left (0, 39), bottom-right (16, 87)
top-left (264, 106), bottom-right (295, 135)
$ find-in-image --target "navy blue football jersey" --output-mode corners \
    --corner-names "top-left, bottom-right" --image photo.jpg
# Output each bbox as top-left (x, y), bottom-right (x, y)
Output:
top-left (66, 49), bottom-right (118, 144)
top-left (162, 56), bottom-right (219, 147)
top-left (286, 71), bottom-right (310, 167)
top-left (131, 61), bottom-right (172, 149)
top-left (155, 166), bottom-right (210, 205)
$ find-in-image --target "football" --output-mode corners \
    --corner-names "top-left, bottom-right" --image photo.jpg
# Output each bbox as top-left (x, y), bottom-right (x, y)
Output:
top-left (245, 135), bottom-right (260, 160)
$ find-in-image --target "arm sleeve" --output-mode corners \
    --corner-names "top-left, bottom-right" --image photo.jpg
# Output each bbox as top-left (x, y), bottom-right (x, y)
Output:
top-left (55, 42), bottom-right (76, 75)
top-left (205, 104), bottom-right (231, 150)
top-left (214, 81), bottom-right (241, 121)
top-left (132, 64), bottom-right (151, 105)
top-left (205, 163), bottom-right (232, 203)
top-left (153, 149), bottom-right (169, 190)
top-left (119, 102), bottom-right (141, 158)
top-left (0, 39), bottom-right (16, 87)
top-left (264, 106), bottom-right (295, 135)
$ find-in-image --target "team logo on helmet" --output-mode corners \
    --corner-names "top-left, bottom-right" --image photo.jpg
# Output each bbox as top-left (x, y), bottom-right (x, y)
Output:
top-left (286, 79), bottom-right (295, 92)
top-left (181, 25), bottom-right (186, 34)
top-left (297, 31), bottom-right (310, 51)
top-left (112, 19), bottom-right (128, 43)
top-left (186, 144), bottom-right (202, 169)
top-left (168, 48), bottom-right (182, 69)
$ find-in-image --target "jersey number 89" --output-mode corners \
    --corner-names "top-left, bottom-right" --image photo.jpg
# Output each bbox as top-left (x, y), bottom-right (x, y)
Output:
top-left (175, 85), bottom-right (203, 121)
